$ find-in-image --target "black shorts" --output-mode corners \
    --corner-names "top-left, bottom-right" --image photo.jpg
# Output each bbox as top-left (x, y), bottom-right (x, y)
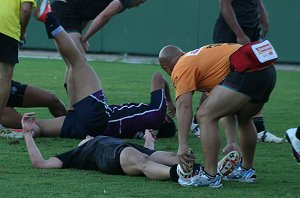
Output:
top-left (6, 80), bottom-right (28, 107)
top-left (51, 1), bottom-right (82, 33)
top-left (221, 66), bottom-right (276, 103)
top-left (61, 90), bottom-right (112, 138)
top-left (213, 19), bottom-right (261, 43)
top-left (0, 33), bottom-right (19, 64)
top-left (110, 143), bottom-right (156, 174)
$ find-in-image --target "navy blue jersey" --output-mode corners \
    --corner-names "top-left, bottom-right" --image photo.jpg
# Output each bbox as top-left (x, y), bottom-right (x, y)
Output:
top-left (103, 89), bottom-right (167, 138)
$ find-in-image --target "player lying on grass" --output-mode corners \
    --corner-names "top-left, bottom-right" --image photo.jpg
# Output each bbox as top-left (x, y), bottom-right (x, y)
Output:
top-left (22, 112), bottom-right (240, 183)
top-left (31, 7), bottom-right (176, 140)
top-left (1, 80), bottom-right (66, 129)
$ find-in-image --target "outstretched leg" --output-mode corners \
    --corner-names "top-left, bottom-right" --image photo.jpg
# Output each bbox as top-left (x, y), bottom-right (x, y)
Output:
top-left (119, 147), bottom-right (172, 180)
top-left (43, 13), bottom-right (102, 106)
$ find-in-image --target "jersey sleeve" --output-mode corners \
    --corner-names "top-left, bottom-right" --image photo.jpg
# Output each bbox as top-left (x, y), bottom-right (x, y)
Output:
top-left (21, 0), bottom-right (37, 8)
top-left (55, 150), bottom-right (75, 169)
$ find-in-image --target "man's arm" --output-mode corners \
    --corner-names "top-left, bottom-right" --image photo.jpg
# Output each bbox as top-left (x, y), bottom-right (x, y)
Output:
top-left (219, 0), bottom-right (250, 44)
top-left (258, 0), bottom-right (269, 38)
top-left (176, 92), bottom-right (195, 165)
top-left (22, 113), bottom-right (63, 169)
top-left (19, 2), bottom-right (34, 43)
top-left (81, 0), bottom-right (124, 44)
top-left (163, 77), bottom-right (176, 118)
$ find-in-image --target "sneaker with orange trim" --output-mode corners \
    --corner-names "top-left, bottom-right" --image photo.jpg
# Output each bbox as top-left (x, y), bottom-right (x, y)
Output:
top-left (34, 0), bottom-right (52, 22)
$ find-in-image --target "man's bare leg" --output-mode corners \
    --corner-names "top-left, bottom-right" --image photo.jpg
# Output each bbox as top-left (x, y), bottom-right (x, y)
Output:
top-left (44, 13), bottom-right (102, 106)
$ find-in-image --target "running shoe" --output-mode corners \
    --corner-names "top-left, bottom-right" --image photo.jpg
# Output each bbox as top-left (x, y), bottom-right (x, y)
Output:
top-left (285, 128), bottom-right (300, 163)
top-left (257, 131), bottom-right (284, 143)
top-left (223, 166), bottom-right (256, 183)
top-left (34, 0), bottom-right (52, 22)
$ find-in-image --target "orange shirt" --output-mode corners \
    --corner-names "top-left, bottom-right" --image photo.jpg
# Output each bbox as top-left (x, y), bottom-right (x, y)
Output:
top-left (171, 43), bottom-right (241, 98)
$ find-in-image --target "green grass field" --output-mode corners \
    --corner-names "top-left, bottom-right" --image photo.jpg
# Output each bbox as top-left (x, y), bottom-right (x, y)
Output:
top-left (0, 58), bottom-right (299, 197)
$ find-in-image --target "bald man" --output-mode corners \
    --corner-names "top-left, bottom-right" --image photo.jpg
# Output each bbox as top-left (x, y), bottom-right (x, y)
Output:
top-left (159, 43), bottom-right (276, 187)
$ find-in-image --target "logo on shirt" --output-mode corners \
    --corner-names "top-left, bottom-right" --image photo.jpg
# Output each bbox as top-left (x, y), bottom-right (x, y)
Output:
top-left (185, 47), bottom-right (203, 56)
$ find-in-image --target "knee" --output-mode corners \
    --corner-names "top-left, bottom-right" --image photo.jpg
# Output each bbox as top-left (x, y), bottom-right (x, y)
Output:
top-left (48, 94), bottom-right (63, 107)
top-left (196, 106), bottom-right (208, 123)
top-left (152, 72), bottom-right (164, 87)
top-left (137, 153), bottom-right (150, 172)
top-left (152, 72), bottom-right (164, 82)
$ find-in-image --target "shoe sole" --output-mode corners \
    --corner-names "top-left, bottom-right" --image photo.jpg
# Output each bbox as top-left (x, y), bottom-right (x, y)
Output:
top-left (218, 151), bottom-right (241, 177)
top-left (223, 176), bottom-right (256, 183)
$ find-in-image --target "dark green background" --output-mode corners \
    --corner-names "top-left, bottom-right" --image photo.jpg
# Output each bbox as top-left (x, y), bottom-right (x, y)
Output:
top-left (25, 0), bottom-right (300, 63)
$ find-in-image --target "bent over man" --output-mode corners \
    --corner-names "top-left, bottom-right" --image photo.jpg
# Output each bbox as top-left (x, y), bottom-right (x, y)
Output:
top-left (159, 43), bottom-right (276, 187)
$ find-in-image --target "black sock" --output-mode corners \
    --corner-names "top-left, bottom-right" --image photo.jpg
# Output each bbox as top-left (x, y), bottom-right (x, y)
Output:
top-left (252, 116), bottom-right (265, 133)
top-left (192, 116), bottom-right (197, 124)
top-left (169, 164), bottom-right (179, 182)
top-left (296, 127), bottom-right (300, 139)
top-left (45, 12), bottom-right (63, 39)
top-left (64, 83), bottom-right (68, 94)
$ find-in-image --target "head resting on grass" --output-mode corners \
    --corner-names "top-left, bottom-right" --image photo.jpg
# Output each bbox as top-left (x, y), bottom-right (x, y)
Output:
top-left (157, 116), bottom-right (176, 138)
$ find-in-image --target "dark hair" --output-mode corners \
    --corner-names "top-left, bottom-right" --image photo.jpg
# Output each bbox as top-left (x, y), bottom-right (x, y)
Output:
top-left (157, 117), bottom-right (176, 138)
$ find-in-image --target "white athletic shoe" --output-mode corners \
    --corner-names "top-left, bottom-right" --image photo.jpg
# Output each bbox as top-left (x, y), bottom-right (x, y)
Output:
top-left (190, 122), bottom-right (200, 137)
top-left (0, 125), bottom-right (23, 139)
top-left (257, 131), bottom-right (284, 143)
top-left (285, 128), bottom-right (300, 163)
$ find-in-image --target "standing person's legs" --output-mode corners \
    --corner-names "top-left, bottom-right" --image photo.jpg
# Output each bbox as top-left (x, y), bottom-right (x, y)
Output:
top-left (236, 103), bottom-right (263, 169)
top-left (197, 85), bottom-right (253, 176)
top-left (0, 63), bottom-right (13, 116)
top-left (220, 115), bottom-right (240, 154)
top-left (0, 33), bottom-right (17, 124)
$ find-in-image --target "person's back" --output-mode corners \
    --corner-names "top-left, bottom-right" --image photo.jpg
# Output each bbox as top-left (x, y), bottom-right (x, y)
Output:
top-left (172, 43), bottom-right (241, 96)
top-left (217, 0), bottom-right (259, 28)
top-left (213, 0), bottom-right (263, 44)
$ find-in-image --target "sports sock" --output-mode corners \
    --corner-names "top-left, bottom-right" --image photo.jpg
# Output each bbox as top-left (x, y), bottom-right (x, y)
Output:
top-left (252, 116), bottom-right (265, 133)
top-left (169, 164), bottom-right (179, 182)
top-left (64, 83), bottom-right (68, 94)
top-left (296, 127), bottom-right (300, 140)
top-left (45, 13), bottom-right (63, 39)
top-left (192, 115), bottom-right (198, 124)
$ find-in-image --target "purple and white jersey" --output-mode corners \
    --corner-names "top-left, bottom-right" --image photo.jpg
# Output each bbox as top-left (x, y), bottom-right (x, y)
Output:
top-left (102, 89), bottom-right (167, 138)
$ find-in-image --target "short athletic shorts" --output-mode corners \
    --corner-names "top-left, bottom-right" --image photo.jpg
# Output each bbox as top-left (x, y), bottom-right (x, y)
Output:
top-left (0, 33), bottom-right (19, 64)
top-left (51, 0), bottom-right (82, 33)
top-left (61, 90), bottom-right (112, 138)
top-left (220, 66), bottom-right (276, 103)
top-left (7, 80), bottom-right (28, 107)
top-left (106, 142), bottom-right (156, 174)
